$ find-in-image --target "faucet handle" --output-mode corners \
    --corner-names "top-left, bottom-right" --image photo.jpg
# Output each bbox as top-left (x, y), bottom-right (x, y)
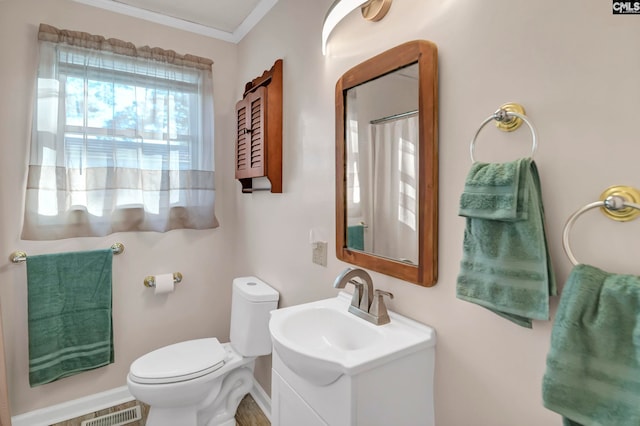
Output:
top-left (370, 290), bottom-right (394, 325)
top-left (375, 289), bottom-right (394, 299)
top-left (346, 279), bottom-right (363, 308)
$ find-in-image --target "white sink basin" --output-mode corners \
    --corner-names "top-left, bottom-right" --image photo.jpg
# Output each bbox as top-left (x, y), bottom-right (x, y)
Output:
top-left (269, 291), bottom-right (436, 386)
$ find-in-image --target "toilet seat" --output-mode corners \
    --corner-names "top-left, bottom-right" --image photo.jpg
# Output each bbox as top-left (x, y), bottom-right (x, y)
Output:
top-left (129, 338), bottom-right (226, 384)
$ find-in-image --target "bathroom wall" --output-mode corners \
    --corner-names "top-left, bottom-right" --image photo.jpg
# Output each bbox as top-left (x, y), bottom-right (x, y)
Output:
top-left (0, 0), bottom-right (241, 415)
top-left (235, 1), bottom-right (640, 425)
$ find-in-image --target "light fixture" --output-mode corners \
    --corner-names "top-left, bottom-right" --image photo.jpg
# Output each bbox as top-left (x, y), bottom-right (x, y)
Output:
top-left (321, 0), bottom-right (393, 55)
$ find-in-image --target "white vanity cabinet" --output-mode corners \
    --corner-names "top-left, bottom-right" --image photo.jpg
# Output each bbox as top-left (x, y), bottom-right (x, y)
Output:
top-left (271, 347), bottom-right (435, 426)
top-left (268, 293), bottom-right (437, 426)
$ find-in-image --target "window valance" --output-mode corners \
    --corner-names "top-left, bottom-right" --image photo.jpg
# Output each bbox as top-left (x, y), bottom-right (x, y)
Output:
top-left (38, 24), bottom-right (213, 70)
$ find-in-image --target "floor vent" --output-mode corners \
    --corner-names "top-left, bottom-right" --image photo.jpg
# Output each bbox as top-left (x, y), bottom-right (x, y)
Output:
top-left (80, 405), bottom-right (142, 426)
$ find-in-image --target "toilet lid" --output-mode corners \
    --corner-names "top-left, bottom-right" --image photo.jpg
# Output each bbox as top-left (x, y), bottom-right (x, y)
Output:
top-left (129, 338), bottom-right (226, 384)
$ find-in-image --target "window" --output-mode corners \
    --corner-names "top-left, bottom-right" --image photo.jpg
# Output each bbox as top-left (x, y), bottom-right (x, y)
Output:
top-left (23, 24), bottom-right (218, 240)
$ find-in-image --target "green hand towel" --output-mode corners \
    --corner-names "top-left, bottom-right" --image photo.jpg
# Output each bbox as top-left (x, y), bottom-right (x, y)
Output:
top-left (26, 249), bottom-right (114, 387)
top-left (542, 264), bottom-right (640, 426)
top-left (459, 159), bottom-right (528, 221)
top-left (456, 158), bottom-right (556, 328)
top-left (347, 224), bottom-right (365, 251)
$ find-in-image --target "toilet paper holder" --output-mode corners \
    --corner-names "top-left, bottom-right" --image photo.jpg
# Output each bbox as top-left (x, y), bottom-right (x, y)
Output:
top-left (144, 272), bottom-right (183, 288)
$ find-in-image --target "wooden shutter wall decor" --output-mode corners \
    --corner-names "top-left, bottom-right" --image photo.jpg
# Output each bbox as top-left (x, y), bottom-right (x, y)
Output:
top-left (235, 86), bottom-right (266, 179)
top-left (234, 59), bottom-right (283, 193)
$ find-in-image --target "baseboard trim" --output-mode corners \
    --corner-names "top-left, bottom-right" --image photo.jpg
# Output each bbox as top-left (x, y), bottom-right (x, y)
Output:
top-left (12, 386), bottom-right (134, 426)
top-left (12, 379), bottom-right (271, 426)
top-left (250, 379), bottom-right (272, 421)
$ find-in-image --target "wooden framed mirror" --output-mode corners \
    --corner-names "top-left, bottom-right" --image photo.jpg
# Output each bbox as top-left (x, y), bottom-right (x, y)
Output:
top-left (335, 40), bottom-right (438, 287)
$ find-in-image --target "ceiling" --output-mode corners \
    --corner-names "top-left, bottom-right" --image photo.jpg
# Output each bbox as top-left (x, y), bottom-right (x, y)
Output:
top-left (72, 0), bottom-right (279, 43)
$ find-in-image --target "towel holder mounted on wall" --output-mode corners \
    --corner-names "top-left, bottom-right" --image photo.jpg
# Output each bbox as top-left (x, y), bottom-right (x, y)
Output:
top-left (562, 185), bottom-right (640, 265)
top-left (469, 102), bottom-right (538, 163)
top-left (9, 242), bottom-right (125, 264)
top-left (144, 272), bottom-right (183, 288)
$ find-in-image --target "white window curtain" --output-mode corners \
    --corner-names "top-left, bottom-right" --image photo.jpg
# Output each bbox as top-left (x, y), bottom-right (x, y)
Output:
top-left (23, 24), bottom-right (218, 240)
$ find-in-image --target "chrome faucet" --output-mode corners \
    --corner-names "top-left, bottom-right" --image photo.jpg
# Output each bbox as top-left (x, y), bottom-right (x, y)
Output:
top-left (333, 267), bottom-right (393, 325)
top-left (333, 267), bottom-right (374, 311)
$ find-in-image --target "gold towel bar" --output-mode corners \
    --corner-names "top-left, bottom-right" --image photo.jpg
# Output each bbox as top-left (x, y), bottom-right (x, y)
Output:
top-left (9, 242), bottom-right (125, 264)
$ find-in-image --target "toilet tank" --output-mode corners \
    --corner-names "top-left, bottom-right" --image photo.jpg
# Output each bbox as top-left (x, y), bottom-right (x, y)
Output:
top-left (230, 276), bottom-right (279, 357)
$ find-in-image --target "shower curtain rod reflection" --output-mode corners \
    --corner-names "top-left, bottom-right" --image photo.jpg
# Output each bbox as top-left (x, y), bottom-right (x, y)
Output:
top-left (370, 109), bottom-right (418, 125)
top-left (9, 242), bottom-right (125, 264)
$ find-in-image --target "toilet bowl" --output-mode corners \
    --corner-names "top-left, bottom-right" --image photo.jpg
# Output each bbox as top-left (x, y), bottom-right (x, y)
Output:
top-left (127, 276), bottom-right (279, 426)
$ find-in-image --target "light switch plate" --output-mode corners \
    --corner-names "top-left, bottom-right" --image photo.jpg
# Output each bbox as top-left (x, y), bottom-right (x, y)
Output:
top-left (312, 242), bottom-right (328, 266)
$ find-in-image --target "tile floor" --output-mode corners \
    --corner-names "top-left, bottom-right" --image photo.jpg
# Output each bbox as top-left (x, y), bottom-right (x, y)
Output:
top-left (49, 394), bottom-right (269, 426)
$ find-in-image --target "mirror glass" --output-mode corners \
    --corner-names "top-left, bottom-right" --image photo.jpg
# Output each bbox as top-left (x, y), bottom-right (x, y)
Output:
top-left (345, 63), bottom-right (419, 264)
top-left (336, 40), bottom-right (438, 286)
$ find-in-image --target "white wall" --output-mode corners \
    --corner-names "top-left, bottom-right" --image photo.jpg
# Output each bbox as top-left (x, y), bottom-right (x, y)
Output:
top-left (235, 1), bottom-right (640, 425)
top-left (3, 0), bottom-right (640, 425)
top-left (0, 0), bottom-right (241, 416)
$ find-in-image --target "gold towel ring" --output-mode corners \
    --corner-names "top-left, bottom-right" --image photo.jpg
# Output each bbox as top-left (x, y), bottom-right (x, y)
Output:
top-left (469, 104), bottom-right (538, 163)
top-left (562, 195), bottom-right (640, 265)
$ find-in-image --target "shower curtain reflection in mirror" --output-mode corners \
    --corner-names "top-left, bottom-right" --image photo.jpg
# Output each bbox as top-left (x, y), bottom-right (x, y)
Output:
top-left (346, 109), bottom-right (419, 264)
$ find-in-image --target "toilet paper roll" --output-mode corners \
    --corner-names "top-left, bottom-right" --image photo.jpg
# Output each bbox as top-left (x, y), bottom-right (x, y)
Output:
top-left (154, 273), bottom-right (175, 295)
top-left (251, 177), bottom-right (272, 190)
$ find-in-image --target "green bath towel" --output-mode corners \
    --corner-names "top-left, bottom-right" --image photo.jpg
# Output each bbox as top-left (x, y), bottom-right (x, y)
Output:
top-left (542, 264), bottom-right (640, 425)
top-left (26, 249), bottom-right (114, 387)
top-left (456, 158), bottom-right (556, 328)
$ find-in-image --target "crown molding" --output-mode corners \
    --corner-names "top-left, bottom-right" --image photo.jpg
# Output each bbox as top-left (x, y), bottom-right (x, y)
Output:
top-left (71, 0), bottom-right (278, 43)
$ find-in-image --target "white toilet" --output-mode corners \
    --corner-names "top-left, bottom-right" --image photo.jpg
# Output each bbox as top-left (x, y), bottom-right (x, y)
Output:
top-left (127, 276), bottom-right (279, 426)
